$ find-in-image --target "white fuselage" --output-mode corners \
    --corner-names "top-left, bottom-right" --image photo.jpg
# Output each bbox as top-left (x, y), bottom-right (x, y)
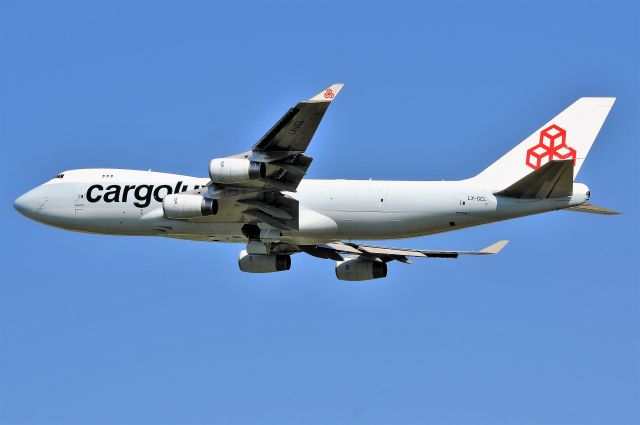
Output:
top-left (14, 168), bottom-right (590, 244)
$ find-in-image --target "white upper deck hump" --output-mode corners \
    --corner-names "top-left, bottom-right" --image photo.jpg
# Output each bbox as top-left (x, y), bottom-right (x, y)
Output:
top-left (46, 169), bottom-right (208, 184)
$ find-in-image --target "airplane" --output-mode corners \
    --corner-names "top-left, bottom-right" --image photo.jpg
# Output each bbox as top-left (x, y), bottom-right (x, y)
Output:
top-left (14, 84), bottom-right (619, 281)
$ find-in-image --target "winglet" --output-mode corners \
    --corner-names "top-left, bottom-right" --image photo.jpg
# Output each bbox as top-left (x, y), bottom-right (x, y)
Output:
top-left (479, 240), bottom-right (509, 254)
top-left (307, 83), bottom-right (344, 102)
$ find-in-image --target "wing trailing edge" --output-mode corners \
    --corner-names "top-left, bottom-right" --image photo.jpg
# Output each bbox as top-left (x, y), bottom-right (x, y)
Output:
top-left (298, 240), bottom-right (509, 263)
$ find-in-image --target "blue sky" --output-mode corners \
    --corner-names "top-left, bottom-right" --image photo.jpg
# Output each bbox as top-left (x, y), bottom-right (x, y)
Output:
top-left (1, 1), bottom-right (638, 424)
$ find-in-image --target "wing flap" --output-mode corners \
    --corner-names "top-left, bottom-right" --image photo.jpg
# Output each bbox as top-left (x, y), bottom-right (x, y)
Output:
top-left (240, 192), bottom-right (299, 230)
top-left (243, 209), bottom-right (291, 230)
top-left (237, 199), bottom-right (292, 219)
top-left (299, 245), bottom-right (344, 261)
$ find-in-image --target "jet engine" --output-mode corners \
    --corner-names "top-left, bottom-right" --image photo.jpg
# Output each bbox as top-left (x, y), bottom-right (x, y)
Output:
top-left (162, 194), bottom-right (218, 219)
top-left (209, 158), bottom-right (266, 183)
top-left (335, 256), bottom-right (387, 281)
top-left (238, 249), bottom-right (291, 273)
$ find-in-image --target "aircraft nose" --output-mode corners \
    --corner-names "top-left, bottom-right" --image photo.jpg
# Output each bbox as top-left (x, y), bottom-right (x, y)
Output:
top-left (14, 187), bottom-right (45, 218)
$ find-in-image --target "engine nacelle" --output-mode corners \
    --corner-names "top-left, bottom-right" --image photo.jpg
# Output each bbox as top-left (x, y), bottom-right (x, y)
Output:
top-left (335, 256), bottom-right (388, 281)
top-left (162, 194), bottom-right (217, 219)
top-left (209, 158), bottom-right (266, 183)
top-left (238, 250), bottom-right (291, 273)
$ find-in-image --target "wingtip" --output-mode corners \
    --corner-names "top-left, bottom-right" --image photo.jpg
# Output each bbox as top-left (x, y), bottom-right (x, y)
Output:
top-left (480, 240), bottom-right (509, 254)
top-left (308, 83), bottom-right (344, 102)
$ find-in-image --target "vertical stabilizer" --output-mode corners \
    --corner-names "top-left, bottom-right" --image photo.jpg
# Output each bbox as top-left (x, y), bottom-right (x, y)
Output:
top-left (472, 97), bottom-right (615, 189)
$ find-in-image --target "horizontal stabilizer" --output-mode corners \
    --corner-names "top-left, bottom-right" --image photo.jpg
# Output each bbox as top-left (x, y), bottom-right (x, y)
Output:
top-left (495, 160), bottom-right (573, 199)
top-left (567, 203), bottom-right (621, 215)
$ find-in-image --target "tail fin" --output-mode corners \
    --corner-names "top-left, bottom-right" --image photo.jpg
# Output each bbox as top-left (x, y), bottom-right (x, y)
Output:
top-left (472, 97), bottom-right (615, 189)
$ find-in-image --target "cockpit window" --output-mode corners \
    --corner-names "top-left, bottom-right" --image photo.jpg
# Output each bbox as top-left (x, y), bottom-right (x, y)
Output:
top-left (55, 174), bottom-right (65, 179)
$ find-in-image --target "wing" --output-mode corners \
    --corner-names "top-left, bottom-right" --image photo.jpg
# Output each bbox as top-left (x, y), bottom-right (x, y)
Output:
top-left (299, 240), bottom-right (509, 263)
top-left (252, 83), bottom-right (344, 153)
top-left (230, 82), bottom-right (344, 193)
top-left (193, 83), bottom-right (343, 231)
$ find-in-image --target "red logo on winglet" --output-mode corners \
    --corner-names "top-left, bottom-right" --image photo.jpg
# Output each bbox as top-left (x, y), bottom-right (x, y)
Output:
top-left (323, 88), bottom-right (334, 99)
top-left (525, 124), bottom-right (576, 170)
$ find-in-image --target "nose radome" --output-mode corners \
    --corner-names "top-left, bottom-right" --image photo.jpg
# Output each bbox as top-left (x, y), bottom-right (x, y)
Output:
top-left (14, 188), bottom-right (44, 218)
top-left (14, 193), bottom-right (29, 215)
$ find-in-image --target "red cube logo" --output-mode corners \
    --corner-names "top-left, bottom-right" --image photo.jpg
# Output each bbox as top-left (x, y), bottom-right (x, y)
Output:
top-left (525, 124), bottom-right (576, 170)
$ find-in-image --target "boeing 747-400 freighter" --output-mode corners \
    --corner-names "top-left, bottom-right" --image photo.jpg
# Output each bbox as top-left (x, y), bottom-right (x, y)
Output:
top-left (14, 84), bottom-right (618, 280)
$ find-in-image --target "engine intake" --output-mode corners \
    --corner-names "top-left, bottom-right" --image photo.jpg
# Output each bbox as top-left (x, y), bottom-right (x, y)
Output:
top-left (209, 158), bottom-right (266, 183)
top-left (163, 194), bottom-right (218, 219)
top-left (238, 250), bottom-right (291, 273)
top-left (335, 256), bottom-right (387, 281)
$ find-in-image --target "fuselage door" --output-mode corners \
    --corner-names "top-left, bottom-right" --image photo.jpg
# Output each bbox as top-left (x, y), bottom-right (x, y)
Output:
top-left (74, 192), bottom-right (85, 214)
top-left (455, 194), bottom-right (468, 214)
top-left (357, 180), bottom-right (387, 212)
top-left (456, 191), bottom-right (496, 216)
